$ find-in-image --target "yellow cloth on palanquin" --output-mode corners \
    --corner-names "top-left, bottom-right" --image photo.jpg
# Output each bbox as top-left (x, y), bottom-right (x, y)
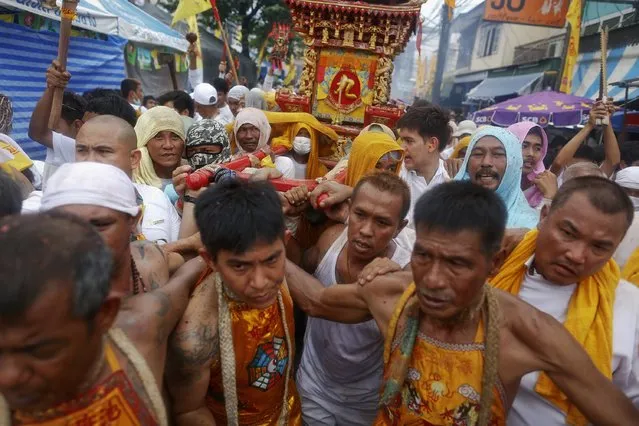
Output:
top-left (374, 283), bottom-right (506, 426)
top-left (622, 247), bottom-right (639, 286)
top-left (451, 135), bottom-right (471, 160)
top-left (268, 112), bottom-right (337, 180)
top-left (490, 229), bottom-right (618, 426)
top-left (9, 331), bottom-right (163, 426)
top-left (206, 277), bottom-right (301, 425)
top-left (227, 111), bottom-right (337, 179)
top-left (345, 132), bottom-right (403, 187)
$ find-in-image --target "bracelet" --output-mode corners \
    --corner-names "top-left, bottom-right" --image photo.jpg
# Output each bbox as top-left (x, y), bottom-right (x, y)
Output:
top-left (183, 194), bottom-right (198, 204)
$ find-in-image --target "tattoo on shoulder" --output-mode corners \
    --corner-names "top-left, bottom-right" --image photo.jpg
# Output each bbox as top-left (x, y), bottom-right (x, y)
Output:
top-left (171, 324), bottom-right (220, 368)
top-left (149, 242), bottom-right (168, 263)
top-left (149, 277), bottom-right (161, 290)
top-left (135, 242), bottom-right (146, 260)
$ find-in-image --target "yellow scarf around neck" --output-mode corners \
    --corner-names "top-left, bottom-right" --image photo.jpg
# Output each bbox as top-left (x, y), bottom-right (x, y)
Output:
top-left (622, 247), bottom-right (639, 286)
top-left (490, 229), bottom-right (618, 426)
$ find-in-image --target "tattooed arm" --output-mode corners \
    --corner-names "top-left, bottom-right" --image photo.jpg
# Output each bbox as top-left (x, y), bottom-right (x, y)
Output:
top-left (131, 240), bottom-right (170, 290)
top-left (166, 274), bottom-right (220, 425)
top-left (117, 257), bottom-right (206, 388)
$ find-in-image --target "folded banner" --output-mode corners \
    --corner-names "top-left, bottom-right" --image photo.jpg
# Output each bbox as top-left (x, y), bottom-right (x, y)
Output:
top-left (559, 0), bottom-right (582, 94)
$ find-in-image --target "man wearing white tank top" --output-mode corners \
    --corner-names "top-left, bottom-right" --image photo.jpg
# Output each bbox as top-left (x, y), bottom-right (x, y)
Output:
top-left (286, 172), bottom-right (412, 425)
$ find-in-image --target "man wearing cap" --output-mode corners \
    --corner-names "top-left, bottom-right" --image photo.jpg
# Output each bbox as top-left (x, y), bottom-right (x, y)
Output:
top-left (228, 85), bottom-right (250, 117)
top-left (442, 119), bottom-right (477, 160)
top-left (193, 83), bottom-right (220, 122)
top-left (41, 161), bottom-right (171, 296)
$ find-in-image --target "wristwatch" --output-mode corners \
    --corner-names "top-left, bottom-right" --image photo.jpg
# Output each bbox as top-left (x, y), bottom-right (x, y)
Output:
top-left (183, 194), bottom-right (198, 204)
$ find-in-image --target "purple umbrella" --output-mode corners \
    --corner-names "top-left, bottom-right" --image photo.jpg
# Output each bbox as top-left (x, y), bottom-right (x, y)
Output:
top-left (473, 91), bottom-right (594, 128)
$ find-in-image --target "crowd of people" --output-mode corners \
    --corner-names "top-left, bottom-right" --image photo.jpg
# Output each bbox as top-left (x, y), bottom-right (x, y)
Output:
top-left (0, 59), bottom-right (638, 426)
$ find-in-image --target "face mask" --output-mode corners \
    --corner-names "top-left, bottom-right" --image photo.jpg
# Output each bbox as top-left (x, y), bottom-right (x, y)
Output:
top-left (293, 136), bottom-right (311, 155)
top-left (188, 152), bottom-right (220, 169)
top-left (630, 195), bottom-right (639, 211)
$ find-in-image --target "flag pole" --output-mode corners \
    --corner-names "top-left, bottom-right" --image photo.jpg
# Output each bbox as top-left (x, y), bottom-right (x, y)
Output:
top-left (209, 0), bottom-right (239, 85)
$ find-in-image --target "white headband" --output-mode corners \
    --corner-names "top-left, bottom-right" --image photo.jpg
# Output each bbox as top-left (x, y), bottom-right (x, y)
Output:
top-left (42, 162), bottom-right (140, 217)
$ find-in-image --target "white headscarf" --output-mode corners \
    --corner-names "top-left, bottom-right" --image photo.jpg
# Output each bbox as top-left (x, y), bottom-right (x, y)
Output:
top-left (233, 108), bottom-right (271, 154)
top-left (616, 167), bottom-right (639, 190)
top-left (245, 88), bottom-right (267, 110)
top-left (228, 85), bottom-right (250, 101)
top-left (42, 162), bottom-right (139, 217)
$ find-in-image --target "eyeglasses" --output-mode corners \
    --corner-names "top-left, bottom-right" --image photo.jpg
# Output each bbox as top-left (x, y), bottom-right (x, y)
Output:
top-left (378, 150), bottom-right (403, 162)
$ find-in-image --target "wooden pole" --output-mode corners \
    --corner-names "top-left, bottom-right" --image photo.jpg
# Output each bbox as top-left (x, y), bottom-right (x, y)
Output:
top-left (48, 0), bottom-right (79, 130)
top-left (597, 26), bottom-right (609, 126)
top-left (168, 56), bottom-right (178, 91)
top-left (209, 0), bottom-right (239, 85)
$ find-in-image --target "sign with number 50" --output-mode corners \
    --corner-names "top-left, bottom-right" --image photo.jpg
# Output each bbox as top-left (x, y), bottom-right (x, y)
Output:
top-left (484, 0), bottom-right (570, 28)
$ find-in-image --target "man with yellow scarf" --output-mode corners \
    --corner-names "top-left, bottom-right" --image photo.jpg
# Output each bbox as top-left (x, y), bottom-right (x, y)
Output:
top-left (491, 176), bottom-right (639, 426)
top-left (283, 180), bottom-right (638, 425)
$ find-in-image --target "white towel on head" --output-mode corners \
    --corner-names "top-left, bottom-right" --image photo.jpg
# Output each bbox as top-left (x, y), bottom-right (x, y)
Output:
top-left (41, 162), bottom-right (140, 217)
top-left (228, 85), bottom-right (249, 101)
top-left (616, 167), bottom-right (639, 190)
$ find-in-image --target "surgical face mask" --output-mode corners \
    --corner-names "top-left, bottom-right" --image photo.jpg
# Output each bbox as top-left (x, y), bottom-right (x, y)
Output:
top-left (293, 136), bottom-right (311, 155)
top-left (630, 195), bottom-right (639, 211)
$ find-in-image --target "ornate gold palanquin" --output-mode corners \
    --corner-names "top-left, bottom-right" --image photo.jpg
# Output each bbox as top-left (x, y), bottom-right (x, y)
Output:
top-left (284, 0), bottom-right (422, 132)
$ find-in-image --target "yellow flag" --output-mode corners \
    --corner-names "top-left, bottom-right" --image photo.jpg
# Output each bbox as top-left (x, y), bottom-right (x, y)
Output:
top-left (426, 54), bottom-right (438, 97)
top-left (171, 0), bottom-right (211, 26)
top-left (444, 0), bottom-right (455, 20)
top-left (559, 0), bottom-right (582, 93)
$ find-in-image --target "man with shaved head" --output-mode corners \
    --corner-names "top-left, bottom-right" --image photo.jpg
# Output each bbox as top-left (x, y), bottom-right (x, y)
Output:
top-left (75, 115), bottom-right (181, 244)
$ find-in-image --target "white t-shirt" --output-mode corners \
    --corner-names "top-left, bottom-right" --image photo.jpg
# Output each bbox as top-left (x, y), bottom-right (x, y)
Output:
top-left (508, 257), bottom-right (639, 426)
top-left (43, 131), bottom-right (76, 187)
top-left (134, 183), bottom-right (181, 244)
top-left (399, 160), bottom-right (449, 228)
top-left (441, 146), bottom-right (454, 160)
top-left (274, 156), bottom-right (295, 179)
top-left (292, 160), bottom-right (308, 179)
top-left (216, 104), bottom-right (234, 125)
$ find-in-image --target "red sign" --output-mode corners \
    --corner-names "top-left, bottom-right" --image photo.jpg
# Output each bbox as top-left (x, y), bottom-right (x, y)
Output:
top-left (484, 0), bottom-right (569, 28)
top-left (329, 69), bottom-right (361, 107)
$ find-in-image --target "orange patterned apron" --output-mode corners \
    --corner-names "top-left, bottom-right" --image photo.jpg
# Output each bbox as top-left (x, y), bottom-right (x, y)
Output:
top-left (206, 283), bottom-right (302, 425)
top-left (374, 283), bottom-right (506, 426)
top-left (12, 343), bottom-right (157, 426)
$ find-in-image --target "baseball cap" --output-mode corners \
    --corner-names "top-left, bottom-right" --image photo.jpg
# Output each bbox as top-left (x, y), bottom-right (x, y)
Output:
top-left (193, 83), bottom-right (218, 106)
top-left (453, 120), bottom-right (477, 138)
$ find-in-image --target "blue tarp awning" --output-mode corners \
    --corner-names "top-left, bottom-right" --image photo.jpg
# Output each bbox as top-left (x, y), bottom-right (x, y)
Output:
top-left (466, 72), bottom-right (544, 102)
top-left (0, 20), bottom-right (127, 160)
top-left (0, 0), bottom-right (188, 51)
top-left (572, 44), bottom-right (639, 102)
